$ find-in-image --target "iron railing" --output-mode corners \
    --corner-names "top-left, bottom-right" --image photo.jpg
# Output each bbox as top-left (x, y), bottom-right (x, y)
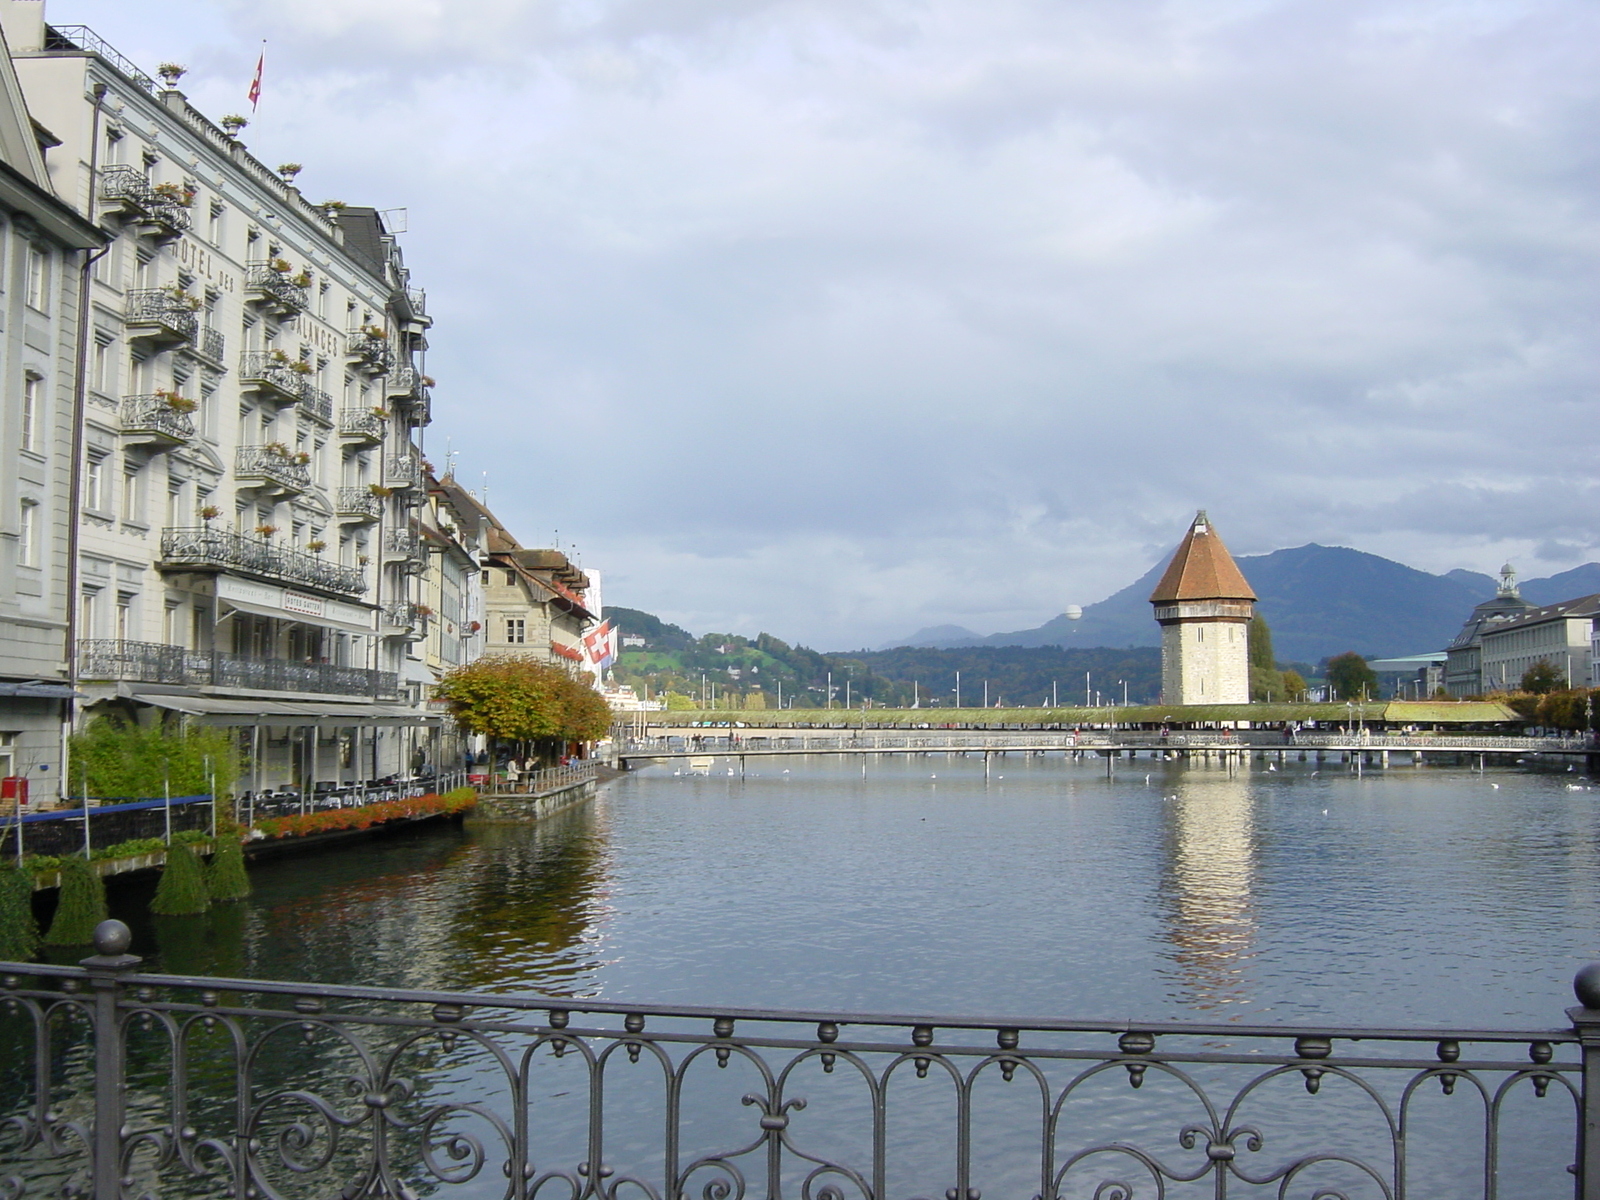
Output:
top-left (196, 325), bottom-right (225, 363)
top-left (335, 487), bottom-right (384, 521)
top-left (235, 445), bottom-right (311, 492)
top-left (238, 352), bottom-right (308, 403)
top-left (159, 527), bottom-right (366, 597)
top-left (348, 330), bottom-right (393, 373)
top-left (383, 527), bottom-right (420, 557)
top-left (486, 758), bottom-right (601, 796)
top-left (385, 363), bottom-right (420, 397)
top-left (123, 288), bottom-right (197, 343)
top-left (77, 640), bottom-right (394, 697)
top-left (382, 600), bottom-right (418, 628)
top-left (97, 164), bottom-right (154, 210)
top-left (118, 394), bottom-right (193, 442)
top-left (0, 926), bottom-right (1591, 1199)
top-left (386, 453), bottom-right (422, 489)
top-left (300, 383), bottom-right (334, 425)
top-left (244, 264), bottom-right (308, 313)
top-left (339, 408), bottom-right (386, 441)
top-left (44, 25), bottom-right (159, 91)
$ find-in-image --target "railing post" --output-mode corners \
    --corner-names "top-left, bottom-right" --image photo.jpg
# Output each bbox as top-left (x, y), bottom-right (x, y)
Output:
top-left (1572, 964), bottom-right (1600, 1199)
top-left (81, 919), bottom-right (141, 1200)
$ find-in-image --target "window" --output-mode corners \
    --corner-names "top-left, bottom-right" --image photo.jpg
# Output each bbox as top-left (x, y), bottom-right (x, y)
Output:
top-left (506, 570), bottom-right (516, 586)
top-left (0, 732), bottom-right (14, 783)
top-left (84, 454), bottom-right (106, 511)
top-left (20, 373), bottom-right (40, 452)
top-left (24, 243), bottom-right (48, 311)
top-left (122, 467), bottom-right (142, 523)
top-left (17, 501), bottom-right (36, 566)
top-left (506, 617), bottom-right (525, 644)
top-left (208, 202), bottom-right (223, 245)
top-left (92, 337), bottom-right (113, 395)
top-left (80, 589), bottom-right (100, 638)
top-left (115, 593), bottom-right (134, 642)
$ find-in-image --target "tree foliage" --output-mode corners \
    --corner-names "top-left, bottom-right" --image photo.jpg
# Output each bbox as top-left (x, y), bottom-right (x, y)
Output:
top-left (0, 865), bottom-right (39, 961)
top-left (435, 656), bottom-right (612, 743)
top-left (44, 857), bottom-right (107, 945)
top-left (1248, 616), bottom-right (1276, 671)
top-left (207, 826), bottom-right (250, 901)
top-left (1520, 659), bottom-right (1565, 695)
top-left (70, 718), bottom-right (238, 801)
top-left (1326, 652), bottom-right (1377, 701)
top-left (151, 842), bottom-right (210, 915)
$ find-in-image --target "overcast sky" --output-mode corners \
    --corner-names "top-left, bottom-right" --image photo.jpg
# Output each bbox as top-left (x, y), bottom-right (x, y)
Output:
top-left (51, 0), bottom-right (1600, 648)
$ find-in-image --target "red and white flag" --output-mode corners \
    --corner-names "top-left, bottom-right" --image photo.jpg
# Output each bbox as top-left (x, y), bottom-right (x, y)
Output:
top-left (247, 44), bottom-right (265, 110)
top-left (583, 620), bottom-right (615, 671)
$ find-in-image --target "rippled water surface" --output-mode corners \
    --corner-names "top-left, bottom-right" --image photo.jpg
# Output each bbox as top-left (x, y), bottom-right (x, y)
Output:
top-left (122, 753), bottom-right (1600, 1027)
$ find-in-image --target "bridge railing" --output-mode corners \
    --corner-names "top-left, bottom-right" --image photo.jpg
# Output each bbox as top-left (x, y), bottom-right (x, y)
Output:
top-left (1, 922), bottom-right (1594, 1199)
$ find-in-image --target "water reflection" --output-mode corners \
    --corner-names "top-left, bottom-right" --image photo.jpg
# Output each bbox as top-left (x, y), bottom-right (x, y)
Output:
top-left (1158, 763), bottom-right (1259, 1011)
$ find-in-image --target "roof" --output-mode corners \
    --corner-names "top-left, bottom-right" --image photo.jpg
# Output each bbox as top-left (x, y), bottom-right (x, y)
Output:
top-left (1477, 592), bottom-right (1600, 638)
top-left (1148, 511), bottom-right (1256, 604)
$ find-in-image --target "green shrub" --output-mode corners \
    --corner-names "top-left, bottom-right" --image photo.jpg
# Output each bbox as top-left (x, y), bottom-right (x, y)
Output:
top-left (70, 717), bottom-right (238, 801)
top-left (91, 837), bottom-right (166, 861)
top-left (44, 857), bottom-right (107, 945)
top-left (150, 843), bottom-right (209, 916)
top-left (0, 864), bottom-right (40, 961)
top-left (206, 832), bottom-right (249, 902)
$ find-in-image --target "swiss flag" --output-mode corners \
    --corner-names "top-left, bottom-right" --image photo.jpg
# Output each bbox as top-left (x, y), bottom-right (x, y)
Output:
top-left (248, 47), bottom-right (264, 110)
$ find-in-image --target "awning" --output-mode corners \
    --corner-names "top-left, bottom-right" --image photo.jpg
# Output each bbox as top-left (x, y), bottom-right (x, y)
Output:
top-left (217, 596), bottom-right (376, 637)
top-left (134, 693), bottom-right (441, 727)
top-left (0, 681), bottom-right (78, 699)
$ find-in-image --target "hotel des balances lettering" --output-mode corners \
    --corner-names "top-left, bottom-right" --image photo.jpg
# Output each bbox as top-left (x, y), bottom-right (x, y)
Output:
top-left (1, 0), bottom-right (447, 789)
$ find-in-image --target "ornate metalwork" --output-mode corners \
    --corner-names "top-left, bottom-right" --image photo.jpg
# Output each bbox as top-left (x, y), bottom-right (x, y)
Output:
top-left (339, 408), bottom-right (387, 442)
top-left (300, 384), bottom-right (334, 425)
top-left (239, 352), bottom-right (309, 404)
top-left (160, 526), bottom-right (366, 598)
top-left (244, 264), bottom-right (309, 314)
top-left (336, 487), bottom-right (384, 522)
top-left (0, 926), bottom-right (1590, 1200)
top-left (196, 324), bottom-right (226, 363)
top-left (77, 639), bottom-right (397, 697)
top-left (123, 288), bottom-right (198, 345)
top-left (236, 445), bottom-right (312, 492)
top-left (348, 329), bottom-right (393, 373)
top-left (383, 527), bottom-right (421, 558)
top-left (386, 453), bottom-right (422, 489)
top-left (119, 394), bottom-right (194, 443)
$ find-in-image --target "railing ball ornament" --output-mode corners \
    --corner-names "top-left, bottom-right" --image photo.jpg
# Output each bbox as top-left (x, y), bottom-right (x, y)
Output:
top-left (93, 919), bottom-right (132, 957)
top-left (1573, 961), bottom-right (1600, 1009)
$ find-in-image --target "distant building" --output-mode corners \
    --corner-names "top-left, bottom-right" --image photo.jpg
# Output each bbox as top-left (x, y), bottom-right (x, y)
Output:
top-left (1444, 565), bottom-right (1534, 696)
top-left (1477, 593), bottom-right (1599, 692)
top-left (1149, 511), bottom-right (1255, 705)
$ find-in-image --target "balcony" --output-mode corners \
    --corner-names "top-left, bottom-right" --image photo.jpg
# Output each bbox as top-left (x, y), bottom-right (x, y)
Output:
top-left (160, 527), bottom-right (367, 599)
top-left (339, 408), bottom-right (386, 443)
top-left (99, 165), bottom-right (156, 216)
top-left (194, 326), bottom-right (226, 365)
top-left (235, 445), bottom-right (311, 494)
top-left (244, 264), bottom-right (309, 315)
top-left (120, 394), bottom-right (194, 446)
top-left (347, 329), bottom-right (393, 375)
top-left (124, 288), bottom-right (198, 347)
top-left (382, 602), bottom-right (424, 640)
top-left (238, 352), bottom-right (307, 406)
top-left (385, 454), bottom-right (422, 490)
top-left (137, 198), bottom-right (191, 243)
top-left (384, 528), bottom-right (424, 573)
top-left (385, 364), bottom-right (420, 399)
top-left (300, 384), bottom-right (334, 426)
top-left (336, 487), bottom-right (383, 522)
top-left (98, 167), bottom-right (192, 241)
top-left (79, 639), bottom-right (398, 699)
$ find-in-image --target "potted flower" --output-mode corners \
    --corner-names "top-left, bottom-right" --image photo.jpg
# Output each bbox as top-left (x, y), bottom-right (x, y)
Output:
top-left (289, 360), bottom-right (314, 375)
top-left (264, 441), bottom-right (291, 458)
top-left (277, 162), bottom-right (303, 182)
top-left (421, 376), bottom-right (436, 388)
top-left (369, 406), bottom-right (390, 419)
top-left (152, 181), bottom-right (195, 207)
top-left (291, 270), bottom-right (312, 289)
top-left (469, 620), bottom-right (482, 633)
top-left (321, 199), bottom-right (346, 211)
top-left (414, 604), bottom-right (434, 618)
top-left (198, 504), bottom-right (220, 522)
top-left (157, 63), bottom-right (187, 87)
top-left (361, 324), bottom-right (387, 341)
top-left (220, 114), bottom-right (249, 136)
top-left (269, 257), bottom-right (292, 274)
top-left (292, 450), bottom-right (311, 465)
top-left (367, 483), bottom-right (393, 498)
top-left (306, 539), bottom-right (326, 554)
top-left (155, 389), bottom-right (197, 413)
top-left (357, 554), bottom-right (370, 566)
top-left (254, 524), bottom-right (278, 538)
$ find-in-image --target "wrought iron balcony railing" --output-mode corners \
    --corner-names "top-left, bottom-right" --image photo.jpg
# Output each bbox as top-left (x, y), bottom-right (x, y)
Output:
top-left (386, 453), bottom-right (422, 489)
top-left (99, 164), bottom-right (156, 210)
top-left (77, 640), bottom-right (397, 697)
top-left (238, 352), bottom-right (308, 404)
top-left (348, 330), bottom-right (393, 373)
top-left (235, 446), bottom-right (311, 493)
top-left (338, 408), bottom-right (386, 442)
top-left (381, 601), bottom-right (423, 639)
top-left (123, 288), bottom-right (198, 345)
top-left (100, 166), bottom-right (192, 237)
top-left (383, 528), bottom-right (421, 557)
top-left (385, 363), bottom-right (419, 398)
top-left (119, 394), bottom-right (194, 444)
top-left (336, 487), bottom-right (384, 521)
top-left (300, 384), bottom-right (334, 425)
top-left (244, 263), bottom-right (309, 314)
top-left (195, 325), bottom-right (226, 363)
top-left (0, 930), bottom-right (1588, 1200)
top-left (160, 526), bottom-right (366, 597)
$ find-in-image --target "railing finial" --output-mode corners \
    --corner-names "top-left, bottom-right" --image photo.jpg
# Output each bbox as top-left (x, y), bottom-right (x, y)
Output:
top-left (1574, 962), bottom-right (1600, 1010)
top-left (79, 918), bottom-right (140, 970)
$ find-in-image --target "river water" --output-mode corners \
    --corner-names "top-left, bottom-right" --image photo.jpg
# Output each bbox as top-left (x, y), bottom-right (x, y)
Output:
top-left (116, 752), bottom-right (1599, 1027)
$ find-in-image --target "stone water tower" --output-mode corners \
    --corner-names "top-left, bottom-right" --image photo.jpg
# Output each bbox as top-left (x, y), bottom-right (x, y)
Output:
top-left (1149, 511), bottom-right (1257, 704)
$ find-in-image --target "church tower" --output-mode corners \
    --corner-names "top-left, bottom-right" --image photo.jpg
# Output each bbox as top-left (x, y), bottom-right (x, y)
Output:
top-left (1149, 512), bottom-right (1257, 704)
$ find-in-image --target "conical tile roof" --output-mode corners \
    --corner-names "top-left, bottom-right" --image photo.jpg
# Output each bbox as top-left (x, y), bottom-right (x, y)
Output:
top-left (1148, 511), bottom-right (1256, 603)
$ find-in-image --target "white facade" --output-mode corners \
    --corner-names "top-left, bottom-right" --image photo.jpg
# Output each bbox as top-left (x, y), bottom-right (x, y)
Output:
top-left (2, 4), bottom-right (441, 791)
top-left (1477, 596), bottom-right (1598, 692)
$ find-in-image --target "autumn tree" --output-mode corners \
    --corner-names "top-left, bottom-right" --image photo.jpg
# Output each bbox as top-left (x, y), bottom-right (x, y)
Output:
top-left (435, 656), bottom-right (613, 760)
top-left (1326, 651), bottom-right (1377, 701)
top-left (1520, 659), bottom-right (1565, 695)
